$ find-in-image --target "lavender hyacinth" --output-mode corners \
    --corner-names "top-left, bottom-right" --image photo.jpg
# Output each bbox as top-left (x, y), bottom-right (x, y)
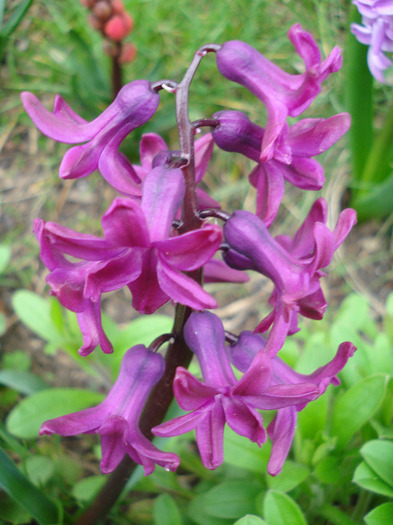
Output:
top-left (351, 0), bottom-right (393, 82)
top-left (22, 25), bottom-right (356, 523)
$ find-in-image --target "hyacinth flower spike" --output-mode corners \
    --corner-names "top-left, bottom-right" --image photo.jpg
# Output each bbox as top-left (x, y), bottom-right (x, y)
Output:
top-left (40, 345), bottom-right (180, 475)
top-left (153, 311), bottom-right (319, 470)
top-left (227, 331), bottom-right (356, 475)
top-left (21, 80), bottom-right (160, 195)
top-left (216, 24), bottom-right (342, 161)
top-left (212, 110), bottom-right (350, 225)
top-left (223, 200), bottom-right (357, 352)
top-left (35, 166), bottom-right (222, 349)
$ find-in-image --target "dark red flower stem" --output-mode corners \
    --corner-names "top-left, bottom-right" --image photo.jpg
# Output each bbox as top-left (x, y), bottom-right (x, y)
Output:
top-left (74, 44), bottom-right (220, 525)
top-left (112, 42), bottom-right (123, 99)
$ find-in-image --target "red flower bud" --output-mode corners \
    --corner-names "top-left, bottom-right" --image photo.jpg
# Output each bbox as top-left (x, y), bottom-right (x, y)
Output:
top-left (118, 42), bottom-right (137, 64)
top-left (104, 14), bottom-right (130, 41)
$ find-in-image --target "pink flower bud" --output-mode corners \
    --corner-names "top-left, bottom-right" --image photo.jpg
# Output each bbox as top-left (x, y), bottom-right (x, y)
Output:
top-left (104, 15), bottom-right (130, 41)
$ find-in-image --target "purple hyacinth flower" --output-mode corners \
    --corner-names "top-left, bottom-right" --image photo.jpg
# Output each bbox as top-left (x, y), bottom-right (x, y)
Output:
top-left (216, 24), bottom-right (342, 161)
top-left (227, 331), bottom-right (356, 475)
top-left (223, 199), bottom-right (357, 353)
top-left (35, 166), bottom-right (222, 355)
top-left (212, 110), bottom-right (350, 225)
top-left (40, 345), bottom-right (180, 475)
top-left (132, 132), bottom-right (220, 208)
top-left (21, 80), bottom-right (160, 195)
top-left (152, 311), bottom-right (319, 470)
top-left (351, 0), bottom-right (393, 82)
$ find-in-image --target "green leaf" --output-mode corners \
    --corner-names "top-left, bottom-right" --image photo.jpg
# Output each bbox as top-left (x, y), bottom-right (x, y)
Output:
top-left (12, 290), bottom-right (62, 343)
top-left (71, 475), bottom-right (106, 503)
top-left (6, 388), bottom-right (104, 439)
top-left (153, 493), bottom-right (182, 525)
top-left (267, 461), bottom-right (309, 492)
top-left (263, 490), bottom-right (307, 525)
top-left (0, 446), bottom-right (60, 524)
top-left (234, 517), bottom-right (266, 525)
top-left (0, 244), bottom-right (11, 274)
top-left (25, 456), bottom-right (55, 487)
top-left (365, 503), bottom-right (393, 525)
top-left (360, 440), bottom-right (393, 487)
top-left (313, 457), bottom-right (342, 485)
top-left (223, 427), bottom-right (270, 473)
top-left (0, 370), bottom-right (48, 395)
top-left (0, 0), bottom-right (33, 37)
top-left (199, 480), bottom-right (262, 519)
top-left (331, 374), bottom-right (387, 449)
top-left (353, 461), bottom-right (393, 498)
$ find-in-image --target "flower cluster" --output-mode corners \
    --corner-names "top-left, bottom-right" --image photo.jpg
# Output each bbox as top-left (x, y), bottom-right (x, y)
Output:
top-left (23, 25), bottom-right (356, 477)
top-left (351, 0), bottom-right (393, 82)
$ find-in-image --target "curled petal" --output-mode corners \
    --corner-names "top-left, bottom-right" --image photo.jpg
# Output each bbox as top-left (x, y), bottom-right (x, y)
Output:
top-left (267, 407), bottom-right (297, 476)
top-left (173, 367), bottom-right (220, 410)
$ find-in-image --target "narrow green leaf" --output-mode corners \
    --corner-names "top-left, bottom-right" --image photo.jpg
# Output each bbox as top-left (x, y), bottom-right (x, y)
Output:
top-left (365, 503), bottom-right (393, 525)
top-left (331, 374), bottom-right (387, 449)
top-left (0, 244), bottom-right (11, 274)
top-left (360, 440), bottom-right (393, 487)
top-left (263, 490), bottom-right (307, 525)
top-left (344, 5), bottom-right (373, 184)
top-left (153, 493), bottom-right (182, 525)
top-left (0, 0), bottom-right (33, 37)
top-left (6, 388), bottom-right (104, 439)
top-left (0, 446), bottom-right (60, 525)
top-left (353, 461), bottom-right (393, 497)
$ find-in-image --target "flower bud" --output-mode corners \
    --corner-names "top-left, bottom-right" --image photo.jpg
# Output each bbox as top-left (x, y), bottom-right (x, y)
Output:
top-left (118, 42), bottom-right (137, 64)
top-left (93, 1), bottom-right (113, 21)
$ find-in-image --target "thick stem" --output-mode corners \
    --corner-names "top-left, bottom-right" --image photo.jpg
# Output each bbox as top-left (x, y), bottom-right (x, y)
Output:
top-left (112, 42), bottom-right (123, 99)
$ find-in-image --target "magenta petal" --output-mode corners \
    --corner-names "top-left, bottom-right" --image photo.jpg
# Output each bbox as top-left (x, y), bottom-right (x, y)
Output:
top-left (184, 311), bottom-right (236, 386)
top-left (102, 198), bottom-right (149, 248)
top-left (99, 416), bottom-right (128, 473)
top-left (152, 405), bottom-right (212, 437)
top-left (129, 250), bottom-right (169, 314)
top-left (127, 432), bottom-right (180, 475)
top-left (154, 224), bottom-right (222, 271)
top-left (99, 145), bottom-right (142, 197)
top-left (245, 382), bottom-right (319, 410)
top-left (333, 209), bottom-right (357, 248)
top-left (77, 301), bottom-right (113, 356)
top-left (286, 114), bottom-right (351, 157)
top-left (157, 259), bottom-right (217, 310)
top-left (139, 133), bottom-right (168, 171)
top-left (252, 163), bottom-right (285, 225)
top-left (233, 351), bottom-right (273, 397)
top-left (267, 407), bottom-right (297, 476)
top-left (221, 396), bottom-right (266, 445)
top-left (195, 401), bottom-right (226, 470)
top-left (141, 167), bottom-right (185, 242)
top-left (173, 367), bottom-right (219, 410)
top-left (40, 404), bottom-right (105, 436)
top-left (203, 259), bottom-right (249, 284)
top-left (194, 133), bottom-right (214, 183)
top-left (279, 157), bottom-right (325, 190)
top-left (59, 142), bottom-right (100, 179)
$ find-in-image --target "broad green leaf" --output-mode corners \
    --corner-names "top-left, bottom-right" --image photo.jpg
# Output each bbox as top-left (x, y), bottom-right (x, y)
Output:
top-left (331, 374), bottom-right (387, 449)
top-left (365, 503), bottom-right (393, 525)
top-left (360, 440), bottom-right (393, 487)
top-left (353, 461), bottom-right (393, 498)
top-left (0, 370), bottom-right (48, 395)
top-left (263, 490), bottom-right (307, 525)
top-left (0, 446), bottom-right (60, 524)
top-left (71, 475), bottom-right (106, 502)
top-left (0, 495), bottom-right (31, 524)
top-left (297, 391), bottom-right (328, 440)
top-left (224, 427), bottom-right (270, 473)
top-left (313, 457), bottom-right (342, 485)
top-left (199, 480), bottom-right (262, 519)
top-left (6, 388), bottom-right (104, 439)
top-left (12, 290), bottom-right (62, 343)
top-left (187, 493), bottom-right (236, 525)
top-left (267, 461), bottom-right (309, 492)
top-left (234, 516), bottom-right (266, 525)
top-left (153, 493), bottom-right (182, 525)
top-left (25, 456), bottom-right (55, 486)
